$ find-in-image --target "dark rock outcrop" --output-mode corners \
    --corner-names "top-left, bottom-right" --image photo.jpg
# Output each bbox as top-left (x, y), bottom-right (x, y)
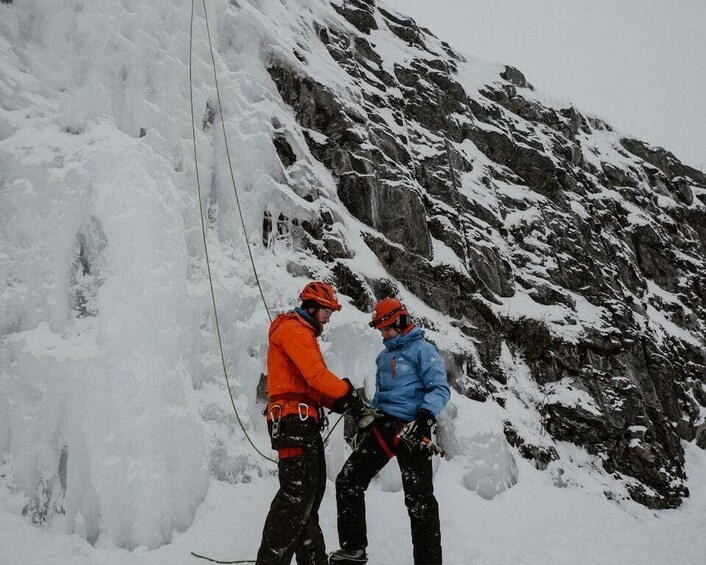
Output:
top-left (268, 65), bottom-right (432, 258)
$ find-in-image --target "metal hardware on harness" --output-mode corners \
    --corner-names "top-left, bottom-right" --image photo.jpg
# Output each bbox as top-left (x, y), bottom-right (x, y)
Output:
top-left (269, 405), bottom-right (283, 439)
top-left (396, 422), bottom-right (447, 457)
top-left (318, 406), bottom-right (329, 431)
top-left (297, 402), bottom-right (310, 421)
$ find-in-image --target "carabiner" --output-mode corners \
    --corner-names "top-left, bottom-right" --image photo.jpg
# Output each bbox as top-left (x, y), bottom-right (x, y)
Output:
top-left (269, 404), bottom-right (283, 438)
top-left (297, 402), bottom-right (310, 421)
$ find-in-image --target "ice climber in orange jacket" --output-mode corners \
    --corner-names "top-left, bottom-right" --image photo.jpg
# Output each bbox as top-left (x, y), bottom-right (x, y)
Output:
top-left (256, 281), bottom-right (368, 565)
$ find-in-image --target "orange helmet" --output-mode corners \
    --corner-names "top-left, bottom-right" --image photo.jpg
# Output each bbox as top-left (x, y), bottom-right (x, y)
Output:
top-left (299, 281), bottom-right (342, 311)
top-left (369, 298), bottom-right (411, 330)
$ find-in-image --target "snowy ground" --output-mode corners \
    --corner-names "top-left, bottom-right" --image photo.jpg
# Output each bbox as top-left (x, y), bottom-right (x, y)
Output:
top-left (2, 440), bottom-right (704, 565)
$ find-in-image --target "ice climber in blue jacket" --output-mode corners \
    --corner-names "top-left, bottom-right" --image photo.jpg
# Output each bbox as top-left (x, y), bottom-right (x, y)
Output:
top-left (329, 298), bottom-right (450, 565)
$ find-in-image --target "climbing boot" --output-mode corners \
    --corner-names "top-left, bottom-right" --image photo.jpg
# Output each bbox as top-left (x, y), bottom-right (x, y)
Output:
top-left (328, 548), bottom-right (368, 564)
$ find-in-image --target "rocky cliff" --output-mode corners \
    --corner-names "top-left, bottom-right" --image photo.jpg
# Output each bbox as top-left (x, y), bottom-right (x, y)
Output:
top-left (263, 0), bottom-right (706, 508)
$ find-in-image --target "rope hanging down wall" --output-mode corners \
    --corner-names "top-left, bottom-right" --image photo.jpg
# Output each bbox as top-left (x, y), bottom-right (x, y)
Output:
top-left (189, 0), bottom-right (345, 461)
top-left (189, 0), bottom-right (275, 465)
top-left (188, 1), bottom-right (351, 559)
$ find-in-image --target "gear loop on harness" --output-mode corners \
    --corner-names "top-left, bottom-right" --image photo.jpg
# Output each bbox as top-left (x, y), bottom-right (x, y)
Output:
top-left (297, 402), bottom-right (310, 421)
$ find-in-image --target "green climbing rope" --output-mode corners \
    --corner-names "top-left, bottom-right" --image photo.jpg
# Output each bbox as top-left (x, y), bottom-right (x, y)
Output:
top-left (189, 0), bottom-right (276, 464)
top-left (191, 550), bottom-right (256, 564)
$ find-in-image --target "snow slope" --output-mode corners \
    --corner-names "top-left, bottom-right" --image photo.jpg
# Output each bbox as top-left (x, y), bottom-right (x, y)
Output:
top-left (2, 433), bottom-right (705, 564)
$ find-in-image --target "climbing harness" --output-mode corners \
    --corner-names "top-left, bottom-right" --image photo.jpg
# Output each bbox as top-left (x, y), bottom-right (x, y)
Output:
top-left (265, 395), bottom-right (322, 424)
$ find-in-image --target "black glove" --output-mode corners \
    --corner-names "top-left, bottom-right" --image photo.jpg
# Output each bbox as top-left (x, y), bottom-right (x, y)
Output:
top-left (331, 378), bottom-right (366, 419)
top-left (404, 408), bottom-right (436, 446)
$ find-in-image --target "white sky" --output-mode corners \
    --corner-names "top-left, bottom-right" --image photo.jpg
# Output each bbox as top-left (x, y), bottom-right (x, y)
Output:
top-left (383, 0), bottom-right (706, 171)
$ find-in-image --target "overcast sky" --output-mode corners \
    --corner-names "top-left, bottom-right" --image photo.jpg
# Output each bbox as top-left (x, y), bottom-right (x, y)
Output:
top-left (383, 0), bottom-right (706, 171)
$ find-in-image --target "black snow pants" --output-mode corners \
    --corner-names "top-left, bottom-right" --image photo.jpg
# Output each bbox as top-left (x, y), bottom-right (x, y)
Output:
top-left (256, 415), bottom-right (328, 565)
top-left (335, 414), bottom-right (442, 565)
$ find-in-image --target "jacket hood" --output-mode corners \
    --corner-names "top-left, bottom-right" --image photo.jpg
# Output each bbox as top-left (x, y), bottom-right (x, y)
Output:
top-left (382, 325), bottom-right (425, 350)
top-left (269, 310), bottom-right (317, 340)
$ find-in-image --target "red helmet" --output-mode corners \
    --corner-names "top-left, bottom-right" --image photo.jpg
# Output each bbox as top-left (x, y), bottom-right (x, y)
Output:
top-left (369, 298), bottom-right (411, 330)
top-left (299, 281), bottom-right (342, 311)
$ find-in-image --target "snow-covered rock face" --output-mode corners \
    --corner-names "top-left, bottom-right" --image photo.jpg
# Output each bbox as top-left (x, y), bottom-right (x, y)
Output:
top-left (1, 0), bottom-right (705, 550)
top-left (263, 0), bottom-right (706, 508)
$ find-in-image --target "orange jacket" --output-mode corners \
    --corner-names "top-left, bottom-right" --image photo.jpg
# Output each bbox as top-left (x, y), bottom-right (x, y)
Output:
top-left (267, 312), bottom-right (348, 409)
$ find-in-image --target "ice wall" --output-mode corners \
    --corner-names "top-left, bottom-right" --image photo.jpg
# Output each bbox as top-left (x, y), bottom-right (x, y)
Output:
top-left (0, 0), bottom-right (379, 548)
top-left (0, 0), bottom-right (218, 548)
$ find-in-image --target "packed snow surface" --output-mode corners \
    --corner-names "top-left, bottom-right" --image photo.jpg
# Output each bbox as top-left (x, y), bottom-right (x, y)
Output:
top-left (2, 441), bottom-right (705, 565)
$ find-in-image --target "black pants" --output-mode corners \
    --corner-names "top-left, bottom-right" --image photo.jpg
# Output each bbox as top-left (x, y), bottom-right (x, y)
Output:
top-left (335, 415), bottom-right (442, 565)
top-left (256, 416), bottom-right (328, 565)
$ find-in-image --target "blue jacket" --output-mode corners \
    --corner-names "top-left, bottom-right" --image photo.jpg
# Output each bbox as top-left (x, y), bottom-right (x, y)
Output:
top-left (372, 327), bottom-right (450, 422)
